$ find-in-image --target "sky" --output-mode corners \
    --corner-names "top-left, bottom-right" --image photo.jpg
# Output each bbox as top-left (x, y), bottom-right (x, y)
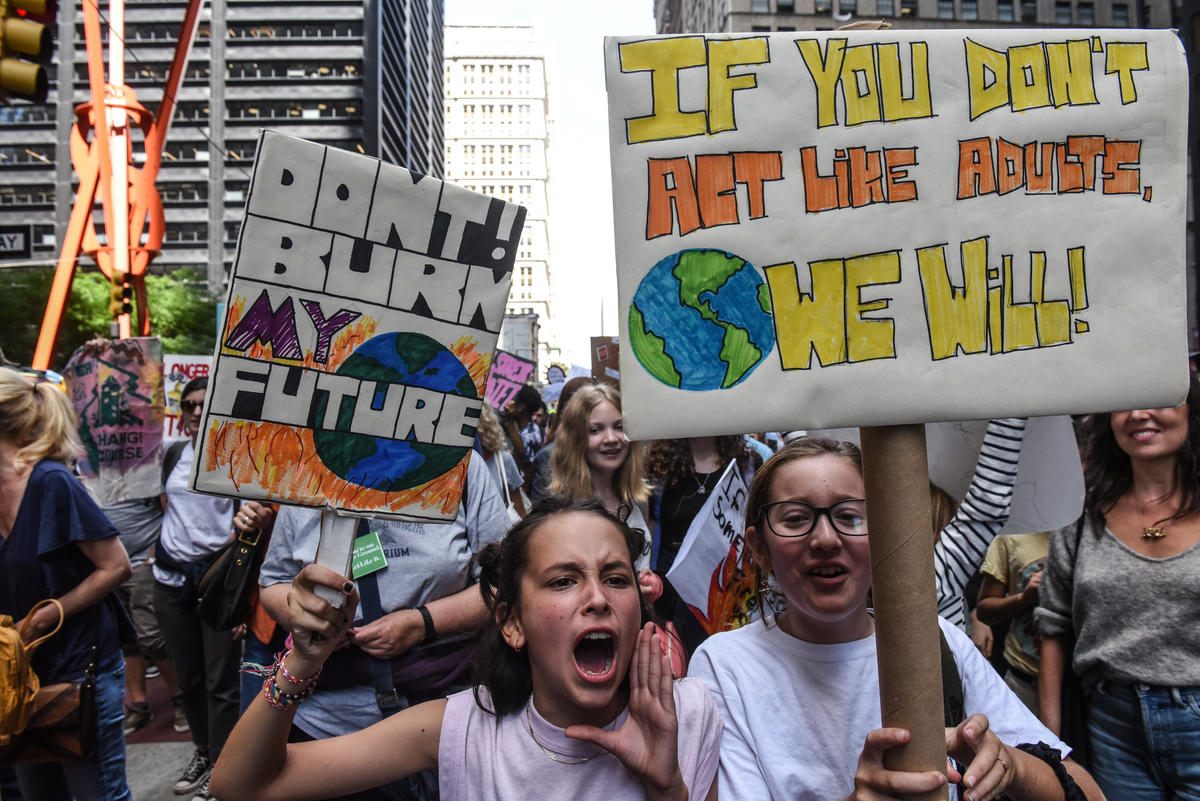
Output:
top-left (443, 0), bottom-right (656, 368)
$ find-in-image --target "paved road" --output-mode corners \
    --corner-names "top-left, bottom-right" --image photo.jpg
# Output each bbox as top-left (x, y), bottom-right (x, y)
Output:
top-left (128, 741), bottom-right (194, 801)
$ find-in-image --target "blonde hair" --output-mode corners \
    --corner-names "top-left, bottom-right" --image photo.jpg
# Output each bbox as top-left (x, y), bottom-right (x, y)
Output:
top-left (0, 368), bottom-right (83, 470)
top-left (477, 403), bottom-right (507, 455)
top-left (928, 482), bottom-right (956, 536)
top-left (549, 383), bottom-right (650, 506)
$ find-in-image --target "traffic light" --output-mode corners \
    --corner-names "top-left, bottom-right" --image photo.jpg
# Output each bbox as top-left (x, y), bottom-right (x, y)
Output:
top-left (109, 274), bottom-right (131, 318)
top-left (0, 0), bottom-right (55, 103)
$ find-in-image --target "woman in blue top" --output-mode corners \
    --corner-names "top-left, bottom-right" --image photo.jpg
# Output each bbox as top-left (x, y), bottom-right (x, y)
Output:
top-left (0, 367), bottom-right (133, 801)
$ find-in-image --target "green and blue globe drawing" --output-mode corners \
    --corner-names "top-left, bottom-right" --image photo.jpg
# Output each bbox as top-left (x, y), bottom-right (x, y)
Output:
top-left (628, 249), bottom-right (775, 390)
top-left (312, 331), bottom-right (477, 491)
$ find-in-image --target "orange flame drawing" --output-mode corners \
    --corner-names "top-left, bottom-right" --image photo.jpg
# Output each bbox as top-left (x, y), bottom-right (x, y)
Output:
top-left (688, 541), bottom-right (759, 635)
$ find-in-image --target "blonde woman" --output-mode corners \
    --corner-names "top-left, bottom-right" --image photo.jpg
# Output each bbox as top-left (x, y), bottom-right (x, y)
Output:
top-left (0, 368), bottom-right (133, 800)
top-left (549, 384), bottom-right (653, 570)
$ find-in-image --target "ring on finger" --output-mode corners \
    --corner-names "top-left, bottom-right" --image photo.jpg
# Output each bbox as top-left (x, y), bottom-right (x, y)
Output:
top-left (997, 756), bottom-right (1008, 774)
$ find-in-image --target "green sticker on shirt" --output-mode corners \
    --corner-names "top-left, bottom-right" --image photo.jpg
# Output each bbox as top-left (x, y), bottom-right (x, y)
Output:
top-left (351, 531), bottom-right (387, 579)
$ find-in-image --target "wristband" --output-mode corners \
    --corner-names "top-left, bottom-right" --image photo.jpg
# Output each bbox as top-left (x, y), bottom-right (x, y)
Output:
top-left (1015, 742), bottom-right (1087, 801)
top-left (417, 604), bottom-right (437, 645)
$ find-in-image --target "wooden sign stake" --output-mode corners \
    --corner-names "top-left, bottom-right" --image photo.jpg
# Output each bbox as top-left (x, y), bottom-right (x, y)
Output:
top-left (860, 424), bottom-right (948, 801)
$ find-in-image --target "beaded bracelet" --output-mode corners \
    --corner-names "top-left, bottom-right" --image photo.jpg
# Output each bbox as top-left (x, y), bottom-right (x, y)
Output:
top-left (277, 652), bottom-right (321, 687)
top-left (262, 673), bottom-right (318, 711)
top-left (243, 648), bottom-right (322, 689)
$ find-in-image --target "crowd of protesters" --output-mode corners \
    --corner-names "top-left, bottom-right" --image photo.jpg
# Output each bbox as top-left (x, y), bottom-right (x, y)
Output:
top-left (2, 355), bottom-right (1197, 801)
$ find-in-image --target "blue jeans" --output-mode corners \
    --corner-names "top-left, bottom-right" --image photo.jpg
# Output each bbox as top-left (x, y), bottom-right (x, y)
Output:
top-left (14, 658), bottom-right (132, 801)
top-left (240, 627), bottom-right (286, 715)
top-left (1088, 681), bottom-right (1200, 801)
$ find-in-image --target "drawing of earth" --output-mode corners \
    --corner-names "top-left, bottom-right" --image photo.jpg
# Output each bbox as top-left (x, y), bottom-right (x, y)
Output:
top-left (628, 248), bottom-right (775, 390)
top-left (312, 331), bottom-right (477, 491)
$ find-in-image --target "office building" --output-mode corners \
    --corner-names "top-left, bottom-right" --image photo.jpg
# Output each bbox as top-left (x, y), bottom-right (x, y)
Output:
top-left (443, 24), bottom-right (556, 374)
top-left (0, 0), bottom-right (445, 295)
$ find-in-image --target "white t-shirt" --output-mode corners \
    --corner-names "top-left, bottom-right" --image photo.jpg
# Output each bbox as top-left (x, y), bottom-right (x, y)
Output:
top-left (438, 679), bottom-right (722, 801)
top-left (689, 616), bottom-right (1067, 801)
top-left (155, 440), bottom-right (234, 588)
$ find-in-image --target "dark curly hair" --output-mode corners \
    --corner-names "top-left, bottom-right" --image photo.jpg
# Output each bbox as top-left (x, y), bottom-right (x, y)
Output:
top-left (645, 436), bottom-right (749, 488)
top-left (1079, 372), bottom-right (1200, 536)
top-left (472, 497), bottom-right (653, 716)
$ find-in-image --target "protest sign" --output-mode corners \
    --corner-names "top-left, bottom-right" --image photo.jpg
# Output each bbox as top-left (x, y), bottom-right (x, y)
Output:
top-left (63, 337), bottom-right (165, 505)
top-left (665, 460), bottom-right (754, 634)
top-left (484, 349), bottom-right (537, 409)
top-left (810, 414), bottom-right (1084, 534)
top-left (163, 355), bottom-right (212, 440)
top-left (192, 131), bottom-right (526, 521)
top-left (605, 29), bottom-right (1189, 439)
top-left (591, 335), bottom-right (620, 385)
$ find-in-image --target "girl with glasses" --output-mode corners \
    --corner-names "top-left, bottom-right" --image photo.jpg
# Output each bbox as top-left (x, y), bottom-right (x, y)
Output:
top-left (688, 437), bottom-right (1104, 801)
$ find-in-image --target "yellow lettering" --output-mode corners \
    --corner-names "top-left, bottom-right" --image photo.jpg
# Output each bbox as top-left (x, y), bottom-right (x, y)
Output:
top-left (1009, 44), bottom-right (1052, 112)
top-left (842, 44), bottom-right (882, 126)
top-left (1104, 42), bottom-right (1148, 104)
top-left (1046, 39), bottom-right (1098, 107)
top-left (965, 40), bottom-right (1010, 121)
top-left (707, 38), bottom-right (770, 134)
top-left (796, 38), bottom-right (847, 129)
top-left (764, 260), bottom-right (847, 369)
top-left (844, 251), bottom-right (900, 362)
top-left (917, 238), bottom-right (990, 360)
top-left (1001, 254), bottom-right (1040, 352)
top-left (620, 38), bottom-right (708, 144)
top-left (878, 42), bottom-right (932, 122)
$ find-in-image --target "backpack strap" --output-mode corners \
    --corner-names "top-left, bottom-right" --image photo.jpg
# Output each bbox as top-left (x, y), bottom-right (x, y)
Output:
top-left (940, 627), bottom-right (965, 728)
top-left (162, 439), bottom-right (188, 489)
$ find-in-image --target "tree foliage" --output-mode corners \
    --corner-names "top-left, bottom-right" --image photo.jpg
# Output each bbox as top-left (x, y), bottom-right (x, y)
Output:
top-left (0, 267), bottom-right (219, 370)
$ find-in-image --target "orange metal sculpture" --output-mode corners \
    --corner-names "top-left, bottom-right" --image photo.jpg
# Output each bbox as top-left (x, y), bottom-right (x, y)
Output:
top-left (32, 0), bottom-right (203, 368)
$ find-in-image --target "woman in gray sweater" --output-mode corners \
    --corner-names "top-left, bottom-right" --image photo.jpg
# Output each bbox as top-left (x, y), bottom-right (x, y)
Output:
top-left (1036, 373), bottom-right (1200, 801)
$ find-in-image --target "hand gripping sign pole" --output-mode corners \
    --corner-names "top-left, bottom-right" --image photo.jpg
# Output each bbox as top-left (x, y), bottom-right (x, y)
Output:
top-left (314, 511), bottom-right (358, 609)
top-left (860, 425), bottom-right (947, 801)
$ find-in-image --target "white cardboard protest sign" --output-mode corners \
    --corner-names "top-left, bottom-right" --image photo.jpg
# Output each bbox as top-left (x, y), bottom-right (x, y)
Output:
top-left (666, 460), bottom-right (754, 633)
top-left (163, 355), bottom-right (212, 441)
top-left (605, 30), bottom-right (1189, 439)
top-left (191, 131), bottom-right (526, 521)
top-left (811, 414), bottom-right (1083, 535)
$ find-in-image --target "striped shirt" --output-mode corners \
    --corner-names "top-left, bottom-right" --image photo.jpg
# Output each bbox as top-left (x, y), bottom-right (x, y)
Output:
top-left (934, 418), bottom-right (1028, 629)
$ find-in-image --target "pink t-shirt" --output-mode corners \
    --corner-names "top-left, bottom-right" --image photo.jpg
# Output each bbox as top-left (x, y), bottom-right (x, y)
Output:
top-left (438, 678), bottom-right (722, 801)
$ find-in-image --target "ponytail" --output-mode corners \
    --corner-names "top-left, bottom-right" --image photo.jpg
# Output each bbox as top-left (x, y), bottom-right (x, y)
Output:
top-left (0, 368), bottom-right (82, 469)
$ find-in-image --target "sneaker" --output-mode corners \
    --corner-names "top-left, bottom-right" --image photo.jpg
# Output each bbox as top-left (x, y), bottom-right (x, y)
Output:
top-left (173, 749), bottom-right (211, 795)
top-left (123, 703), bottom-right (153, 736)
top-left (171, 695), bottom-right (190, 733)
top-left (189, 774), bottom-right (215, 801)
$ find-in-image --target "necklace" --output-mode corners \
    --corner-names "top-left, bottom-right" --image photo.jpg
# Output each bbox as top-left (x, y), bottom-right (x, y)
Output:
top-left (1136, 495), bottom-right (1168, 540)
top-left (525, 702), bottom-right (601, 765)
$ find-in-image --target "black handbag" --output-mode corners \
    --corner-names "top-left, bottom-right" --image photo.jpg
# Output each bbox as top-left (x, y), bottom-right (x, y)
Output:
top-left (1057, 518), bottom-right (1092, 770)
top-left (0, 644), bottom-right (97, 764)
top-left (196, 528), bottom-right (265, 631)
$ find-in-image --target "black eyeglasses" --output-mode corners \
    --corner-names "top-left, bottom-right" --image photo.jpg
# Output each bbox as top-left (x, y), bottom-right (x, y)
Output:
top-left (759, 499), bottom-right (868, 538)
top-left (180, 400), bottom-right (203, 412)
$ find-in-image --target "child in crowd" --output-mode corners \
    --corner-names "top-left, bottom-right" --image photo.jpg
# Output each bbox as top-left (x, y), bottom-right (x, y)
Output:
top-left (978, 531), bottom-right (1050, 715)
top-left (688, 438), bottom-right (1103, 801)
top-left (211, 500), bottom-right (721, 801)
top-left (549, 384), bottom-right (653, 570)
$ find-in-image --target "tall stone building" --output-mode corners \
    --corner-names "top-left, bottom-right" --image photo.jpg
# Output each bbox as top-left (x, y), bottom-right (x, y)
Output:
top-left (0, 0), bottom-right (445, 295)
top-left (443, 24), bottom-right (556, 374)
top-left (655, 0), bottom-right (1174, 32)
